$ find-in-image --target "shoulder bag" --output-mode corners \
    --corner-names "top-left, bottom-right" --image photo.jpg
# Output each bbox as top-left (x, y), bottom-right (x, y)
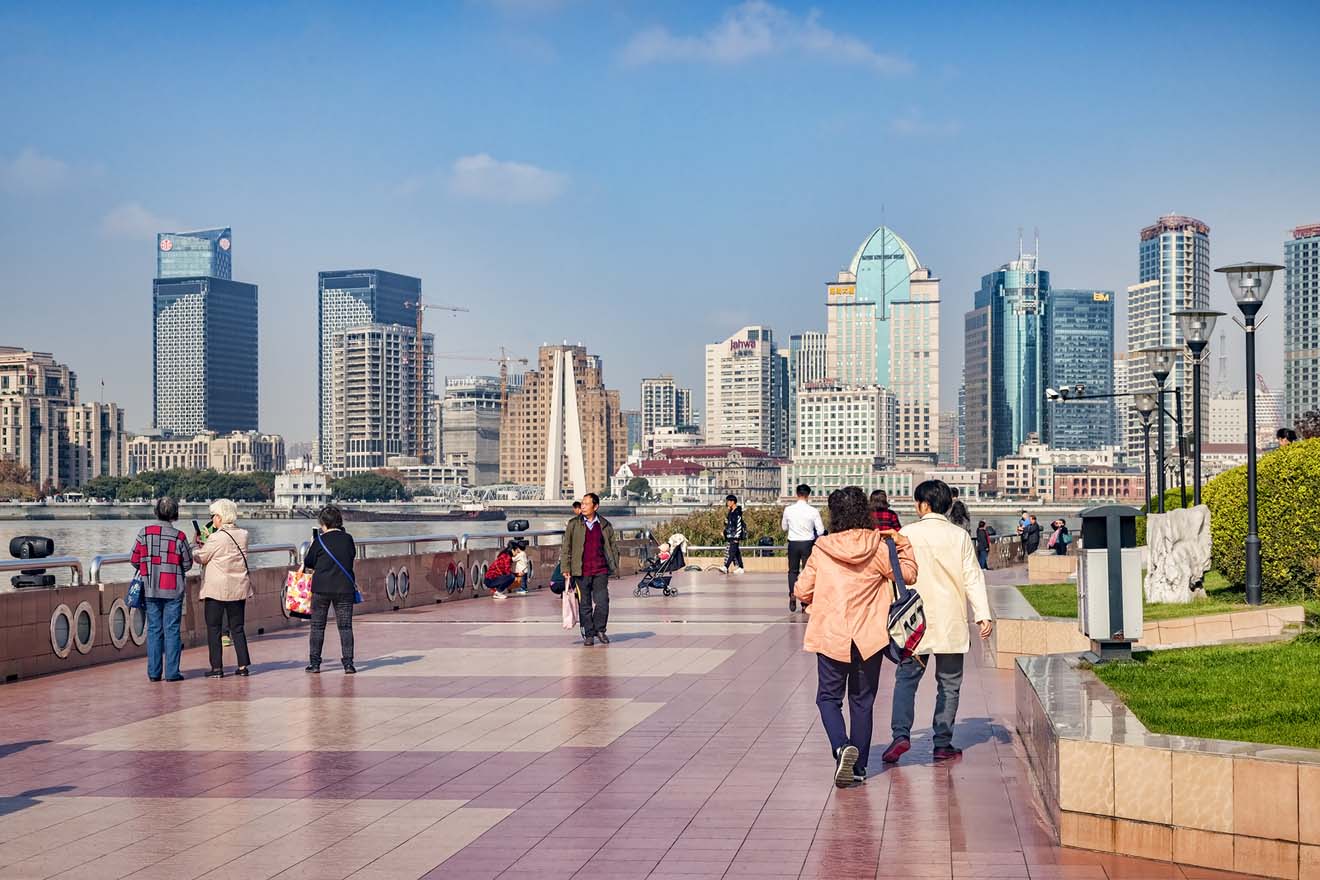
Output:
top-left (882, 538), bottom-right (927, 666)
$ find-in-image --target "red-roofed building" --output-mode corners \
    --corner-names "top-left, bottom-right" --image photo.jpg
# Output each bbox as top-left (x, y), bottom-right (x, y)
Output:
top-left (611, 460), bottom-right (717, 501)
top-left (650, 446), bottom-right (782, 502)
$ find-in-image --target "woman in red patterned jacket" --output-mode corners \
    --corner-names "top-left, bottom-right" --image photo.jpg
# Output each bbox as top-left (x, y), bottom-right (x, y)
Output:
top-left (129, 497), bottom-right (194, 682)
top-left (870, 490), bottom-right (902, 532)
top-left (483, 548), bottom-right (516, 600)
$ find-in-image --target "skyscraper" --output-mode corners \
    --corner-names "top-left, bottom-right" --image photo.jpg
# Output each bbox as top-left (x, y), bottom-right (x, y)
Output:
top-left (826, 226), bottom-right (940, 459)
top-left (327, 324), bottom-right (433, 475)
top-left (624, 410), bottom-right (642, 454)
top-left (963, 252), bottom-right (1049, 467)
top-left (317, 270), bottom-right (420, 464)
top-left (157, 228), bottom-right (232, 280)
top-left (153, 276), bottom-right (258, 434)
top-left (1285, 223), bottom-right (1320, 425)
top-left (441, 375), bottom-right (503, 486)
top-left (705, 326), bottom-right (788, 457)
top-left (1044, 289), bottom-right (1115, 449)
top-left (1128, 214), bottom-right (1211, 460)
top-left (787, 330), bottom-right (827, 454)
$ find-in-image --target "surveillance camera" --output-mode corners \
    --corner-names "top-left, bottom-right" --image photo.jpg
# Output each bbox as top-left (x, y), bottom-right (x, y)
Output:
top-left (1045, 388), bottom-right (1060, 400)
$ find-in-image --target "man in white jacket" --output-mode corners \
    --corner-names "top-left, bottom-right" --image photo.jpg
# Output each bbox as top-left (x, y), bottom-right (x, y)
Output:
top-left (781, 483), bottom-right (825, 613)
top-left (881, 479), bottom-right (993, 764)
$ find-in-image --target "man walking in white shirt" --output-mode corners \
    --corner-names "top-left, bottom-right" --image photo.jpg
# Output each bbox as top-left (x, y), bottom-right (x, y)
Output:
top-left (881, 479), bottom-right (993, 763)
top-left (781, 483), bottom-right (825, 613)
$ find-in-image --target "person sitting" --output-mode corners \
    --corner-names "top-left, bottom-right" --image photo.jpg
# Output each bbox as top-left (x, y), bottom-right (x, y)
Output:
top-left (484, 548), bottom-right (516, 600)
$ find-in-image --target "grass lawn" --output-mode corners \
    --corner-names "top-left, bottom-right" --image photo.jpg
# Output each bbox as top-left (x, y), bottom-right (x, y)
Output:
top-left (1016, 570), bottom-right (1315, 621)
top-left (1093, 635), bottom-right (1320, 750)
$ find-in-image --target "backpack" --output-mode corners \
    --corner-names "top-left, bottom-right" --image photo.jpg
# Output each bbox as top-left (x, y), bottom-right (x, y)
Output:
top-left (882, 538), bottom-right (927, 666)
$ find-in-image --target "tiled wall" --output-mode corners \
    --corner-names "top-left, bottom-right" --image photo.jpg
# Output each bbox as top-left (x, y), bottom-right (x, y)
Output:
top-left (0, 538), bottom-right (649, 684)
top-left (1016, 655), bottom-right (1320, 879)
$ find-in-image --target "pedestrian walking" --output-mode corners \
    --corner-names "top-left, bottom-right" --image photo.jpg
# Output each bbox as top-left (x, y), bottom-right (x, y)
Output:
top-left (301, 505), bottom-right (358, 674)
top-left (129, 497), bottom-right (193, 682)
top-left (194, 498), bottom-right (253, 678)
top-left (870, 490), bottom-right (901, 531)
top-left (882, 480), bottom-right (992, 765)
top-left (723, 494), bottom-right (747, 574)
top-left (560, 493), bottom-right (619, 646)
top-left (974, 521), bottom-right (992, 570)
top-left (794, 486), bottom-right (918, 787)
top-left (782, 483), bottom-right (825, 613)
top-left (948, 487), bottom-right (971, 531)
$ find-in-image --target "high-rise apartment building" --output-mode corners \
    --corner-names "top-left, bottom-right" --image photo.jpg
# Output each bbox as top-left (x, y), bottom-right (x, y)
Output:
top-left (0, 347), bottom-right (127, 489)
top-left (704, 326), bottom-right (788, 457)
top-left (500, 345), bottom-right (627, 495)
top-left (676, 389), bottom-right (694, 430)
top-left (787, 331), bottom-right (828, 455)
top-left (795, 385), bottom-right (897, 465)
top-left (317, 269), bottom-right (419, 464)
top-left (440, 375), bottom-right (503, 486)
top-left (1285, 223), bottom-right (1320, 425)
top-left (963, 253), bottom-right (1049, 467)
top-left (826, 226), bottom-right (940, 459)
top-left (157, 228), bottom-right (232, 280)
top-left (1044, 289), bottom-right (1115, 450)
top-left (152, 276), bottom-right (258, 435)
top-left (327, 324), bottom-right (434, 476)
top-left (1128, 214), bottom-right (1211, 459)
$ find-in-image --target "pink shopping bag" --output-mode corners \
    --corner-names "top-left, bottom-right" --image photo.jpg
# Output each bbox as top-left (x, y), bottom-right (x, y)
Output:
top-left (284, 570), bottom-right (313, 619)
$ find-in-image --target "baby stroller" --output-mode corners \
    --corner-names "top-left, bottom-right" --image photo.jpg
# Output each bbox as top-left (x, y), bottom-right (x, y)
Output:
top-left (635, 533), bottom-right (686, 597)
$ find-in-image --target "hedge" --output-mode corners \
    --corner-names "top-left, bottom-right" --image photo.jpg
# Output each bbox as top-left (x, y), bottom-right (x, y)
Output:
top-left (1202, 438), bottom-right (1320, 601)
top-left (650, 505), bottom-right (793, 549)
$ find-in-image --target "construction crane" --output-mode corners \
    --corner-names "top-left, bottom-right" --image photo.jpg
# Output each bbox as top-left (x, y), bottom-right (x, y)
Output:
top-left (434, 347), bottom-right (529, 404)
top-left (404, 298), bottom-right (469, 462)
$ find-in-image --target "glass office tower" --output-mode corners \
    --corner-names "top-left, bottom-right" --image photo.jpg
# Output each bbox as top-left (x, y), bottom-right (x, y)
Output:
top-left (1044, 289), bottom-right (1115, 449)
top-left (317, 269), bottom-right (421, 465)
top-left (152, 277), bottom-right (258, 434)
top-left (157, 228), bottom-right (232, 280)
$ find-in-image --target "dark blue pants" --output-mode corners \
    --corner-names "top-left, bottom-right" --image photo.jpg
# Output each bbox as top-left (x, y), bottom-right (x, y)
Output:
top-left (816, 643), bottom-right (884, 774)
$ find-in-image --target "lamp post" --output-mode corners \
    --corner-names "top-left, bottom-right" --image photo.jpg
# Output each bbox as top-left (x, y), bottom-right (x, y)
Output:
top-left (1216, 262), bottom-right (1283, 606)
top-left (1140, 346), bottom-right (1182, 513)
top-left (1134, 393), bottom-right (1157, 513)
top-left (1173, 310), bottom-right (1224, 505)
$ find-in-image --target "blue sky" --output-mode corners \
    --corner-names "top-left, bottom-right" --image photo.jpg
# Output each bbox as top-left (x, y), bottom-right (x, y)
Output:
top-left (3, 0), bottom-right (1319, 441)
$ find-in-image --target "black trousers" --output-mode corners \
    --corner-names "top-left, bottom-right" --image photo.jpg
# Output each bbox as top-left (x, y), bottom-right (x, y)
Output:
top-left (816, 642), bottom-right (884, 774)
top-left (203, 598), bottom-right (251, 671)
top-left (575, 573), bottom-right (610, 637)
top-left (724, 541), bottom-right (744, 569)
top-left (309, 593), bottom-right (355, 665)
top-left (787, 539), bottom-right (815, 597)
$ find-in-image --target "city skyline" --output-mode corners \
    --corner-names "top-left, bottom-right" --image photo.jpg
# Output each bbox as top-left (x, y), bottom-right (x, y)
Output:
top-left (2, 2), bottom-right (1319, 441)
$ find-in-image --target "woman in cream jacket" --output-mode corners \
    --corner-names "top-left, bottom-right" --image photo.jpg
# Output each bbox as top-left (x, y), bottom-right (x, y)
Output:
top-left (794, 486), bottom-right (917, 787)
top-left (194, 498), bottom-right (254, 677)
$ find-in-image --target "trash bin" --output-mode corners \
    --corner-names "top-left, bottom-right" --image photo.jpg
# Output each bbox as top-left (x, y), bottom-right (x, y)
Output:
top-left (1076, 504), bottom-right (1143, 661)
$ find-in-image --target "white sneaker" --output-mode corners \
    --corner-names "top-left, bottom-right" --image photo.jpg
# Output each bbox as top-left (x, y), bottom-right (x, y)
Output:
top-left (732, 566), bottom-right (744, 575)
top-left (492, 592), bottom-right (508, 601)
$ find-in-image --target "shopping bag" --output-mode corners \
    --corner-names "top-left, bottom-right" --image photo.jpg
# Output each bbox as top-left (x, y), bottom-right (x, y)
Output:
top-left (284, 570), bottom-right (313, 619)
top-left (126, 573), bottom-right (146, 610)
top-left (561, 588), bottom-right (579, 630)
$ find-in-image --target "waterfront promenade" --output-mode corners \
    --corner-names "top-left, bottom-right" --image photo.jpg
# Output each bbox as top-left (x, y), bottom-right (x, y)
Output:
top-left (0, 571), bottom-right (1251, 880)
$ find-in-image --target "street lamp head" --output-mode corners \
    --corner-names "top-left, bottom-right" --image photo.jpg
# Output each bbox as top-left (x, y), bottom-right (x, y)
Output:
top-left (1133, 392), bottom-right (1157, 424)
top-left (1140, 346), bottom-right (1181, 385)
top-left (1172, 309), bottom-right (1225, 353)
top-left (1216, 262), bottom-right (1283, 317)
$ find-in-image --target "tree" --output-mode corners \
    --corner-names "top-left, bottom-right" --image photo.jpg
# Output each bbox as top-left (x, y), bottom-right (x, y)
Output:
top-left (1298, 411), bottom-right (1320, 440)
top-left (0, 457), bottom-right (36, 501)
top-left (624, 477), bottom-right (652, 499)
top-left (82, 475), bottom-right (129, 500)
top-left (331, 473), bottom-right (410, 502)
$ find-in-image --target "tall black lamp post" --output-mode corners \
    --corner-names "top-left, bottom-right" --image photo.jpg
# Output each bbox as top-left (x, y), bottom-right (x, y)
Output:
top-left (1172, 310), bottom-right (1225, 506)
top-left (1140, 346), bottom-right (1182, 513)
top-left (1216, 262), bottom-right (1283, 606)
top-left (1134, 392), bottom-right (1157, 513)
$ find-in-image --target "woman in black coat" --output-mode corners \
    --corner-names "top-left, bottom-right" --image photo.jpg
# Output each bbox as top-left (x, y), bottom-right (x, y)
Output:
top-left (300, 505), bottom-right (358, 674)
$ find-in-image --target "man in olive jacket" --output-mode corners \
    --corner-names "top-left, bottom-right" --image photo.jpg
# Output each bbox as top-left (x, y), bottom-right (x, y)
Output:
top-left (561, 492), bottom-right (620, 646)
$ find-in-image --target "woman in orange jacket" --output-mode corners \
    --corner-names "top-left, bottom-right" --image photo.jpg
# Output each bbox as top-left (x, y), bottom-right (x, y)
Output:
top-left (794, 486), bottom-right (918, 787)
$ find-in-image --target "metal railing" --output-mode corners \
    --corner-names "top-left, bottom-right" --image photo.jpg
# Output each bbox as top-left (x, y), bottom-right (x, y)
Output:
top-left (89, 543), bottom-right (301, 585)
top-left (0, 556), bottom-right (85, 587)
top-left (686, 544), bottom-right (787, 552)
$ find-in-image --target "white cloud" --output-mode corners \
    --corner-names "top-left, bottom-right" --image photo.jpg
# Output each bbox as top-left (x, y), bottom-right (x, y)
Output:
top-left (619, 2), bottom-right (911, 75)
top-left (447, 154), bottom-right (568, 204)
top-left (890, 113), bottom-right (960, 137)
top-left (0, 147), bottom-right (72, 193)
top-left (100, 202), bottom-right (178, 239)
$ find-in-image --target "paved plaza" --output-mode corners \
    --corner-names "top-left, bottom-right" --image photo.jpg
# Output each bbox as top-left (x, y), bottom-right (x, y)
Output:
top-left (0, 570), bottom-right (1257, 879)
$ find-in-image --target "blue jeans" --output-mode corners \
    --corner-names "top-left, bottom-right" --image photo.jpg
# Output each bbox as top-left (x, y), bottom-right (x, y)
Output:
top-left (145, 596), bottom-right (184, 680)
top-left (816, 643), bottom-right (884, 774)
top-left (890, 653), bottom-right (966, 749)
top-left (977, 547), bottom-right (989, 569)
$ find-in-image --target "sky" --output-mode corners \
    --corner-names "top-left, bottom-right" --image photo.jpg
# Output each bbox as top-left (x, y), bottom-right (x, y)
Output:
top-left (3, 0), bottom-right (1319, 443)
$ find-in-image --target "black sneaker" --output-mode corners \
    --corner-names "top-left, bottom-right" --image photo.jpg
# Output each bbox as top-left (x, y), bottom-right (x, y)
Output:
top-left (305, 663), bottom-right (321, 674)
top-left (598, 633), bottom-right (610, 644)
top-left (853, 769), bottom-right (867, 783)
top-left (235, 667), bottom-right (250, 677)
top-left (343, 663), bottom-right (357, 675)
top-left (834, 745), bottom-right (859, 788)
top-left (205, 669), bottom-right (224, 678)
top-left (789, 597), bottom-right (798, 612)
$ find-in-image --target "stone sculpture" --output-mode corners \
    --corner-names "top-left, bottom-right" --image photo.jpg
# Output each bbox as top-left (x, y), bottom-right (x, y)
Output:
top-left (1143, 505), bottom-right (1211, 604)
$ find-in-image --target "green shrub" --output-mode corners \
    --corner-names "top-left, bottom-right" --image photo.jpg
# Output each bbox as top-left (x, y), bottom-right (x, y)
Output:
top-left (650, 505), bottom-right (792, 549)
top-left (1202, 438), bottom-right (1320, 600)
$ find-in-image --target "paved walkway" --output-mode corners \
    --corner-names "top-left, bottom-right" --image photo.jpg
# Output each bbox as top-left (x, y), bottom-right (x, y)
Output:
top-left (0, 570), bottom-right (1256, 879)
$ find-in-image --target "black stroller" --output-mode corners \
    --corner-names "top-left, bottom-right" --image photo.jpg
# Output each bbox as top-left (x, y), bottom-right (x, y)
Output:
top-left (634, 539), bottom-right (685, 597)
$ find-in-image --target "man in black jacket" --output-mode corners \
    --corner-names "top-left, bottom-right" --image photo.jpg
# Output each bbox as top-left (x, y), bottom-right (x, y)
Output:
top-left (722, 494), bottom-right (747, 575)
top-left (1021, 514), bottom-right (1042, 555)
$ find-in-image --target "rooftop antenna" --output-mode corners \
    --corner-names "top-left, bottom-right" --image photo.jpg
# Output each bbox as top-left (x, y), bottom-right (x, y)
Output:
top-left (1018, 226), bottom-right (1024, 260)
top-left (1034, 226), bottom-right (1040, 262)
